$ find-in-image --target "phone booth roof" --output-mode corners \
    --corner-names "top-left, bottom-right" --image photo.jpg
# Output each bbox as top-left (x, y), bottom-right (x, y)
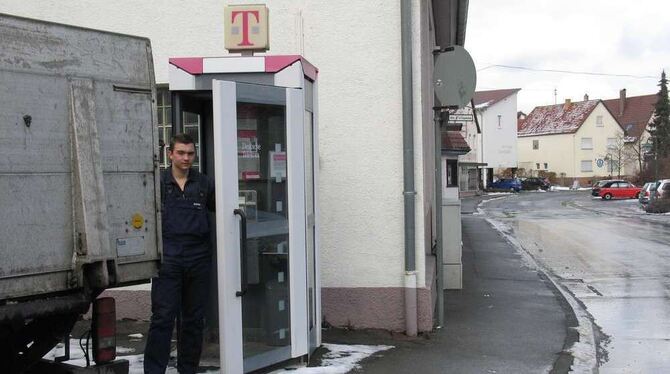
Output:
top-left (169, 55), bottom-right (318, 91)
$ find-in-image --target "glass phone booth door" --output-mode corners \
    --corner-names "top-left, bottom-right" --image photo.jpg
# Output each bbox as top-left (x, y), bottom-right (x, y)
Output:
top-left (212, 81), bottom-right (309, 373)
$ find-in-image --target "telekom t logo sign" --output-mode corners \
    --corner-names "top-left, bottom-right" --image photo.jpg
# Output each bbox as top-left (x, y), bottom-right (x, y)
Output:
top-left (224, 5), bottom-right (269, 52)
top-left (231, 10), bottom-right (259, 46)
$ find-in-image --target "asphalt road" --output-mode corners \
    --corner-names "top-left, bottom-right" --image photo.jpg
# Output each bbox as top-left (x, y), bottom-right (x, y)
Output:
top-left (482, 191), bottom-right (670, 373)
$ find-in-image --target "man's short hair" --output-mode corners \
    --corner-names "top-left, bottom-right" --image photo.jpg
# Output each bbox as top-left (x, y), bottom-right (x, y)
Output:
top-left (169, 133), bottom-right (195, 151)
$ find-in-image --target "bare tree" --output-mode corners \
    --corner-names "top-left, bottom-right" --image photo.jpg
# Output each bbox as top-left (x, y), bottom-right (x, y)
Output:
top-left (602, 134), bottom-right (629, 178)
top-left (624, 132), bottom-right (647, 176)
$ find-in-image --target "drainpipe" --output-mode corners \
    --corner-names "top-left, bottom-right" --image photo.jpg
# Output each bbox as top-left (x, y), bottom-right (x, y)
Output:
top-left (401, 0), bottom-right (417, 337)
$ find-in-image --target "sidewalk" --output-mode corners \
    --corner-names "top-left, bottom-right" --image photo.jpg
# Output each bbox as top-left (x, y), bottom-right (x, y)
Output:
top-left (67, 194), bottom-right (575, 373)
top-left (323, 196), bottom-right (574, 373)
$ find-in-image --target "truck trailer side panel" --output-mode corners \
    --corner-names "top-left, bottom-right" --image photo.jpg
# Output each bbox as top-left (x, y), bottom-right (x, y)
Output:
top-left (0, 13), bottom-right (160, 301)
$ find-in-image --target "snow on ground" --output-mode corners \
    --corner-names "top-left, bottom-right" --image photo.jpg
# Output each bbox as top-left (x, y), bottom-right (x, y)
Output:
top-left (475, 195), bottom-right (512, 215)
top-left (45, 340), bottom-right (392, 374)
top-left (550, 186), bottom-right (591, 191)
top-left (44, 339), bottom-right (139, 368)
top-left (269, 344), bottom-right (394, 373)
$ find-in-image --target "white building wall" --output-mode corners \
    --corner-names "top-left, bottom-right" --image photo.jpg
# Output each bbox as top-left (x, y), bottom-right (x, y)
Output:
top-left (458, 107), bottom-right (479, 164)
top-left (481, 96), bottom-right (518, 169)
top-left (1, 0), bottom-right (433, 293)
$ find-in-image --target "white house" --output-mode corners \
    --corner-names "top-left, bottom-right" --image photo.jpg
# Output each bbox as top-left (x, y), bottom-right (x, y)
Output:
top-left (452, 89), bottom-right (520, 193)
top-left (2, 0), bottom-right (470, 343)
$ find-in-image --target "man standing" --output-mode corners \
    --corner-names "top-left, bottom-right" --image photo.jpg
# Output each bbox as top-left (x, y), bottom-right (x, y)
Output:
top-left (145, 133), bottom-right (215, 374)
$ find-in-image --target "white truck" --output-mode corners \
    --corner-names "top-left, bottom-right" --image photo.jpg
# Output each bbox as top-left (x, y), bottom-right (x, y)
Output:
top-left (0, 14), bottom-right (161, 373)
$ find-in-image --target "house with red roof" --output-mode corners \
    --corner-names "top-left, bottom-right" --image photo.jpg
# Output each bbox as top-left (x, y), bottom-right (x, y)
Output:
top-left (518, 98), bottom-right (625, 185)
top-left (602, 89), bottom-right (657, 174)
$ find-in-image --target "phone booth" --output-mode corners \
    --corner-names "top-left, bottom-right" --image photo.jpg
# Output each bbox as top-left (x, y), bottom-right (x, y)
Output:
top-left (168, 55), bottom-right (320, 373)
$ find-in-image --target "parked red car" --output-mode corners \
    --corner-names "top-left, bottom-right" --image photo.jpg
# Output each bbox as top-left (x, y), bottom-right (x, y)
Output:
top-left (599, 181), bottom-right (642, 200)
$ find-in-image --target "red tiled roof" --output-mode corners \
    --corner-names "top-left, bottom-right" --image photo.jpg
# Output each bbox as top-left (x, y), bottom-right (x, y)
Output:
top-left (442, 131), bottom-right (471, 154)
top-left (602, 94), bottom-right (656, 139)
top-left (518, 100), bottom-right (600, 137)
top-left (473, 88), bottom-right (521, 109)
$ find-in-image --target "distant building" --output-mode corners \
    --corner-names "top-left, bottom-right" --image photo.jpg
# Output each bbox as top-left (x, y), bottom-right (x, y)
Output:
top-left (602, 89), bottom-right (657, 175)
top-left (518, 99), bottom-right (625, 185)
top-left (468, 89), bottom-right (521, 188)
top-left (517, 111), bottom-right (527, 131)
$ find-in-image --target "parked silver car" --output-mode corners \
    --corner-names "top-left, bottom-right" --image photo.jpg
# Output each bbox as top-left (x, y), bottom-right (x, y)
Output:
top-left (639, 182), bottom-right (656, 204)
top-left (653, 179), bottom-right (670, 199)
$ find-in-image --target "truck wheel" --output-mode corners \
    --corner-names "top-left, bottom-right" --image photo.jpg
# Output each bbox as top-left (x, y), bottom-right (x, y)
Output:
top-left (603, 193), bottom-right (612, 200)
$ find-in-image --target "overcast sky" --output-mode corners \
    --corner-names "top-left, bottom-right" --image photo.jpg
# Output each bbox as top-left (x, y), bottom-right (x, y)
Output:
top-left (466, 0), bottom-right (670, 113)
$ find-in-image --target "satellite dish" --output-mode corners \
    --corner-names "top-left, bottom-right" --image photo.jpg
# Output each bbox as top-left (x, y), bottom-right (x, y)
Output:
top-left (434, 46), bottom-right (477, 108)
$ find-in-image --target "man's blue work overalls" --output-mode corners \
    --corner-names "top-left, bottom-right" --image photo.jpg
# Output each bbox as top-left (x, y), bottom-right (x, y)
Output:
top-left (145, 169), bottom-right (215, 374)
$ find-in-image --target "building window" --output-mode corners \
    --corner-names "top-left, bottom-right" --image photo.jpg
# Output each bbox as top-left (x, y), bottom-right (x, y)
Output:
top-left (607, 137), bottom-right (616, 149)
top-left (157, 88), bottom-right (172, 169)
top-left (182, 111), bottom-right (202, 171)
top-left (536, 163), bottom-right (540, 169)
top-left (446, 159), bottom-right (458, 187)
top-left (157, 87), bottom-right (202, 171)
top-left (581, 137), bottom-right (593, 150)
top-left (532, 140), bottom-right (539, 150)
top-left (468, 168), bottom-right (478, 191)
top-left (581, 160), bottom-right (593, 172)
top-left (596, 115), bottom-right (603, 127)
top-left (544, 163), bottom-right (548, 169)
top-left (459, 166), bottom-right (468, 191)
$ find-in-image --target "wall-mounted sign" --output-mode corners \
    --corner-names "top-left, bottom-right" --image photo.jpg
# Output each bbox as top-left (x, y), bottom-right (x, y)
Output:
top-left (448, 114), bottom-right (474, 122)
top-left (224, 5), bottom-right (269, 52)
top-left (596, 159), bottom-right (604, 168)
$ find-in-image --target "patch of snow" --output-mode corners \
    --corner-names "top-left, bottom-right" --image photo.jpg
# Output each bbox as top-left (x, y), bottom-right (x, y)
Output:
top-left (518, 100), bottom-right (598, 137)
top-left (128, 333), bottom-right (144, 339)
top-left (269, 344), bottom-right (394, 373)
top-left (114, 283), bottom-right (151, 291)
top-left (45, 342), bottom-right (392, 374)
top-left (117, 346), bottom-right (135, 354)
top-left (476, 195), bottom-right (512, 215)
top-left (551, 186), bottom-right (571, 191)
top-left (475, 100), bottom-right (492, 109)
top-left (486, 192), bottom-right (514, 196)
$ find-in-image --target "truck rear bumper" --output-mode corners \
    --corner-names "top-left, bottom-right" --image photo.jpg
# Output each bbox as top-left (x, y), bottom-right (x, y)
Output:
top-left (0, 292), bottom-right (91, 322)
top-left (30, 359), bottom-right (129, 374)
